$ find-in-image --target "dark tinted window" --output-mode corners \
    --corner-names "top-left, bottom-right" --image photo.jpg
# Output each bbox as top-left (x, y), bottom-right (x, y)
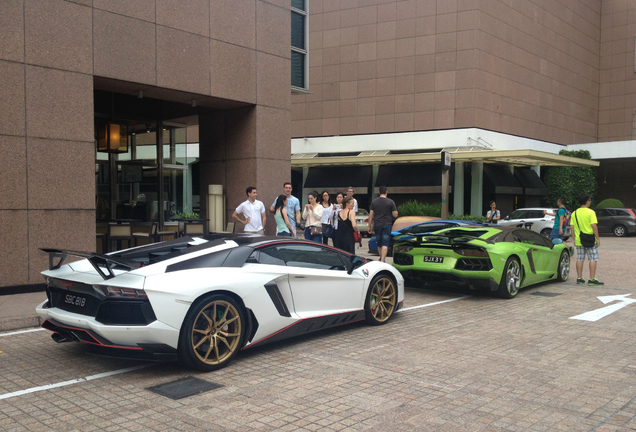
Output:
top-left (508, 210), bottom-right (527, 219)
top-left (277, 244), bottom-right (346, 271)
top-left (528, 210), bottom-right (546, 218)
top-left (614, 209), bottom-right (630, 216)
top-left (513, 229), bottom-right (552, 248)
top-left (595, 208), bottom-right (613, 217)
top-left (247, 247), bottom-right (286, 266)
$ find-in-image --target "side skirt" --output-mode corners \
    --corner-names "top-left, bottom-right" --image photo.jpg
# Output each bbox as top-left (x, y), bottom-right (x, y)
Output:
top-left (243, 310), bottom-right (366, 349)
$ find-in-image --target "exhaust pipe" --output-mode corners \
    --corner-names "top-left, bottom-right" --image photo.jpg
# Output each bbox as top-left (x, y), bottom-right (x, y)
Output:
top-left (51, 332), bottom-right (73, 343)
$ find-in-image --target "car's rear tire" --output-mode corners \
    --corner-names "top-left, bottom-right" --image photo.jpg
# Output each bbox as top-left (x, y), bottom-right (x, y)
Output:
top-left (540, 228), bottom-right (551, 238)
top-left (613, 225), bottom-right (627, 237)
top-left (178, 293), bottom-right (245, 371)
top-left (497, 257), bottom-right (521, 299)
top-left (556, 250), bottom-right (570, 282)
top-left (364, 274), bottom-right (397, 325)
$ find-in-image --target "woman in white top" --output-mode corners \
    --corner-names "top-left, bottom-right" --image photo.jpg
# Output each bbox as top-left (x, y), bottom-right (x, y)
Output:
top-left (320, 190), bottom-right (335, 245)
top-left (302, 191), bottom-right (324, 242)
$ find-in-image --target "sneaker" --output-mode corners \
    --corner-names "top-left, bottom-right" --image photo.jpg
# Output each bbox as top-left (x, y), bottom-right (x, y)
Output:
top-left (576, 278), bottom-right (585, 284)
top-left (588, 279), bottom-right (604, 286)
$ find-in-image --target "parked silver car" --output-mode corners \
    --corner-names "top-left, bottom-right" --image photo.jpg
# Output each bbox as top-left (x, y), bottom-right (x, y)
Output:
top-left (355, 209), bottom-right (370, 236)
top-left (499, 207), bottom-right (571, 240)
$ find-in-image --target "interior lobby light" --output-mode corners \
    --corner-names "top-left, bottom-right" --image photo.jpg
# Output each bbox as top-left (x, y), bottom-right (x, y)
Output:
top-left (96, 122), bottom-right (128, 153)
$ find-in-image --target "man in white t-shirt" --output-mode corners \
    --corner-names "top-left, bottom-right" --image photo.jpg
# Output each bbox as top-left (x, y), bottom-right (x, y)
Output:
top-left (270, 182), bottom-right (301, 236)
top-left (232, 186), bottom-right (266, 235)
top-left (347, 186), bottom-right (358, 213)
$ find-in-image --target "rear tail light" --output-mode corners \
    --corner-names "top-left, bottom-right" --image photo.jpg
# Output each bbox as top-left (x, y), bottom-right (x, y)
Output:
top-left (628, 209), bottom-right (636, 218)
top-left (456, 248), bottom-right (489, 257)
top-left (94, 285), bottom-right (148, 299)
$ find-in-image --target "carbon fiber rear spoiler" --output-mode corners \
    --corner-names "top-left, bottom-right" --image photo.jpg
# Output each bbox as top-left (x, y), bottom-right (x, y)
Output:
top-left (40, 248), bottom-right (142, 280)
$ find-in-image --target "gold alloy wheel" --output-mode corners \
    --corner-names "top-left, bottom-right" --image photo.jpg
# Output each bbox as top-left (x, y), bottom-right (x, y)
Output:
top-left (369, 277), bottom-right (397, 323)
top-left (190, 300), bottom-right (242, 366)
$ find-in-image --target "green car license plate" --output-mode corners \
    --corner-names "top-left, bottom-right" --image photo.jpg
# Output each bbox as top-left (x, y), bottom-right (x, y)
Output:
top-left (424, 256), bottom-right (444, 263)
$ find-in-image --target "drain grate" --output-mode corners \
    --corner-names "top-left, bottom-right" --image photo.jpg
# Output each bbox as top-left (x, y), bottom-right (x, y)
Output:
top-left (147, 376), bottom-right (223, 400)
top-left (530, 292), bottom-right (562, 297)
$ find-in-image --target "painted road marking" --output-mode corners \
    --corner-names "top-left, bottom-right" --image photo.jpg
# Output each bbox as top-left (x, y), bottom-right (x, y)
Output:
top-left (0, 364), bottom-right (150, 400)
top-left (399, 296), bottom-right (470, 312)
top-left (570, 294), bottom-right (636, 322)
top-left (0, 328), bottom-right (45, 337)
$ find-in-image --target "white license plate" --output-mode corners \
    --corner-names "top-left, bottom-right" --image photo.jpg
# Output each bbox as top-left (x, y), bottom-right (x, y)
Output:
top-left (424, 256), bottom-right (444, 263)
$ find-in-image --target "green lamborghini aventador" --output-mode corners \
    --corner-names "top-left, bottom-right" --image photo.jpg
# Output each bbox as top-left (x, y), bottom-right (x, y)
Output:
top-left (392, 225), bottom-right (571, 298)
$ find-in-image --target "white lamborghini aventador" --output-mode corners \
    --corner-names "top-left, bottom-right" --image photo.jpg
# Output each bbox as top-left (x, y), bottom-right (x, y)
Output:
top-left (36, 234), bottom-right (404, 371)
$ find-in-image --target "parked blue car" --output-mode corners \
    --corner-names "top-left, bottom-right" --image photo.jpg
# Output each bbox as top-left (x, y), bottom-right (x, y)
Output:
top-left (368, 220), bottom-right (489, 257)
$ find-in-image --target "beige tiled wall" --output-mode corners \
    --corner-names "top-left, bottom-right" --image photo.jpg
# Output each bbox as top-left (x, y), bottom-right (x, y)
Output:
top-left (291, 0), bottom-right (630, 146)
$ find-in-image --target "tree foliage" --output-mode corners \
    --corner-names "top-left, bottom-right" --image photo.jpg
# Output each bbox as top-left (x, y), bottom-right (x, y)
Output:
top-left (543, 150), bottom-right (597, 210)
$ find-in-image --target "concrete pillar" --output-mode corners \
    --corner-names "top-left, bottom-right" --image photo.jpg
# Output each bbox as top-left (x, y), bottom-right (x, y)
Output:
top-left (470, 161), bottom-right (484, 217)
top-left (207, 184), bottom-right (225, 233)
top-left (371, 164), bottom-right (380, 200)
top-left (301, 166), bottom-right (309, 208)
top-left (453, 162), bottom-right (464, 216)
top-left (531, 165), bottom-right (540, 176)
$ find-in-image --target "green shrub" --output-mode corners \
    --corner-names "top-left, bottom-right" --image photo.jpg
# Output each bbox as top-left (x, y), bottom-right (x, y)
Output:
top-left (397, 200), bottom-right (441, 217)
top-left (543, 149), bottom-right (597, 210)
top-left (448, 214), bottom-right (488, 223)
top-left (596, 198), bottom-right (624, 208)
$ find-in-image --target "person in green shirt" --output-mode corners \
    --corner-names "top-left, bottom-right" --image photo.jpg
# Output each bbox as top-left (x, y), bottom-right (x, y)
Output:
top-left (571, 193), bottom-right (603, 286)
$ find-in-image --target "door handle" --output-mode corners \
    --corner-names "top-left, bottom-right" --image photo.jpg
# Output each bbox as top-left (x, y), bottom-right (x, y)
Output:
top-left (294, 276), bottom-right (307, 279)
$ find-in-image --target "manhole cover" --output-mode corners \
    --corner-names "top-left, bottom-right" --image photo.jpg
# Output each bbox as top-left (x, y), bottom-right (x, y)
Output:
top-left (147, 376), bottom-right (223, 400)
top-left (530, 292), bottom-right (562, 297)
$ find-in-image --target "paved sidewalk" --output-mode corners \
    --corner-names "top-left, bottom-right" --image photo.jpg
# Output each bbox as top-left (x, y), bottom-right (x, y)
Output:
top-left (1, 234), bottom-right (631, 333)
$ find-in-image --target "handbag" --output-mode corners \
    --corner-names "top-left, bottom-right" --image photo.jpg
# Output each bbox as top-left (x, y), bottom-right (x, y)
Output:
top-left (323, 223), bottom-right (334, 238)
top-left (310, 225), bottom-right (322, 236)
top-left (574, 210), bottom-right (596, 247)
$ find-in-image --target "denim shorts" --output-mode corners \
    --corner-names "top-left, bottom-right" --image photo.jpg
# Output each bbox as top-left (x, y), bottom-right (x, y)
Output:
top-left (550, 228), bottom-right (563, 240)
top-left (277, 231), bottom-right (291, 236)
top-left (376, 225), bottom-right (392, 248)
top-left (576, 245), bottom-right (599, 262)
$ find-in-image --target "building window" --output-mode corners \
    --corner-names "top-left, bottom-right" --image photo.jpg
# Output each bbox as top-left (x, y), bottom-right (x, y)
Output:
top-left (291, 0), bottom-right (308, 92)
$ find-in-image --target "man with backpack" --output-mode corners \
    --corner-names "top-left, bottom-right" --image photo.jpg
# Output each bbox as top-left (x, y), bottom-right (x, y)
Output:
top-left (543, 197), bottom-right (570, 241)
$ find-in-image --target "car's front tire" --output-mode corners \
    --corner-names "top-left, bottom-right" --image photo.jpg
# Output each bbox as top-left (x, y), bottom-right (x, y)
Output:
top-left (556, 250), bottom-right (570, 282)
top-left (498, 257), bottom-right (521, 299)
top-left (364, 274), bottom-right (397, 325)
top-left (178, 293), bottom-right (245, 371)
top-left (540, 228), bottom-right (551, 238)
top-left (613, 224), bottom-right (627, 237)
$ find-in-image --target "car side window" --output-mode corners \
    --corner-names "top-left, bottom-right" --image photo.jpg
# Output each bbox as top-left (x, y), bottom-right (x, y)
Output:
top-left (514, 229), bottom-right (552, 248)
top-left (247, 247), bottom-right (286, 266)
top-left (614, 209), bottom-right (629, 216)
top-left (508, 210), bottom-right (526, 219)
top-left (277, 244), bottom-right (347, 271)
top-left (529, 210), bottom-right (545, 218)
top-left (595, 209), bottom-right (612, 217)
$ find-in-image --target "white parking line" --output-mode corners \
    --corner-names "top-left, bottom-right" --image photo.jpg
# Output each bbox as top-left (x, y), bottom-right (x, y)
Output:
top-left (0, 364), bottom-right (150, 400)
top-left (0, 328), bottom-right (45, 337)
top-left (398, 295), bottom-right (470, 312)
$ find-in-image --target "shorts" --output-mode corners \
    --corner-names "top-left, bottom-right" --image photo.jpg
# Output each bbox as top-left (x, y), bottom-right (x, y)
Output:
top-left (550, 228), bottom-right (563, 240)
top-left (376, 225), bottom-right (392, 248)
top-left (277, 231), bottom-right (291, 236)
top-left (576, 245), bottom-right (598, 262)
